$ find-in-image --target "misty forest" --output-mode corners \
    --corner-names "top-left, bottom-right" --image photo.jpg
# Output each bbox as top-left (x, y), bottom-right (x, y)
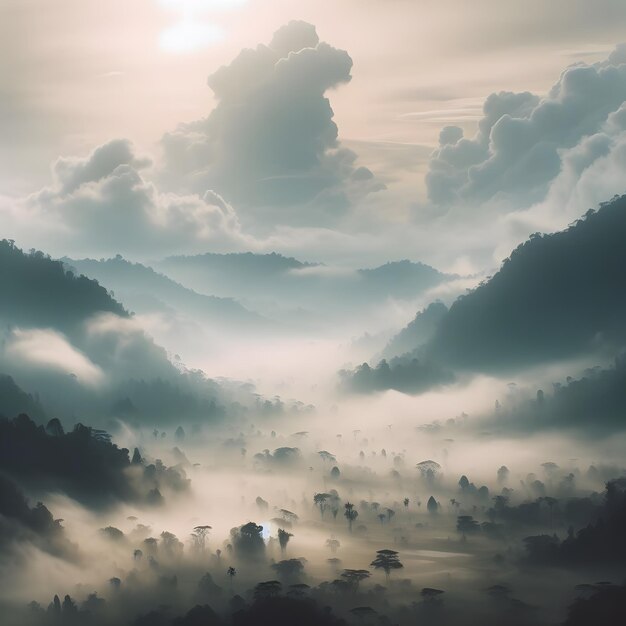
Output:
top-left (2, 3), bottom-right (626, 625)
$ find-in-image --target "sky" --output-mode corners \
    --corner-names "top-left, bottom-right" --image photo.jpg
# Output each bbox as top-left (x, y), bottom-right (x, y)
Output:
top-left (2, 0), bottom-right (626, 272)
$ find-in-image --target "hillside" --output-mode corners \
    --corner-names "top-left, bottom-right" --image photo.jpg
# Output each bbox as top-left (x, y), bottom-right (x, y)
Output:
top-left (345, 195), bottom-right (626, 393)
top-left (381, 301), bottom-right (448, 360)
top-left (0, 240), bottom-right (126, 332)
top-left (426, 195), bottom-right (626, 371)
top-left (156, 252), bottom-right (449, 325)
top-left (63, 256), bottom-right (270, 331)
top-left (0, 240), bottom-right (228, 426)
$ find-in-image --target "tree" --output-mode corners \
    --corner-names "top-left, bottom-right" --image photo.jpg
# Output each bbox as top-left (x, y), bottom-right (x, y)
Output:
top-left (421, 587), bottom-right (445, 604)
top-left (192, 525), bottom-right (212, 553)
top-left (344, 502), bottom-right (358, 532)
top-left (101, 526), bottom-right (124, 541)
top-left (314, 493), bottom-right (330, 518)
top-left (416, 460), bottom-right (441, 485)
top-left (161, 531), bottom-right (184, 558)
top-left (287, 583), bottom-right (310, 598)
top-left (539, 496), bottom-right (558, 530)
top-left (231, 522), bottom-right (265, 558)
top-left (227, 566), bottom-right (236, 592)
top-left (427, 496), bottom-right (439, 514)
top-left (272, 558), bottom-right (305, 582)
top-left (456, 515), bottom-right (480, 540)
top-left (341, 568), bottom-right (370, 591)
top-left (279, 509), bottom-right (299, 523)
top-left (325, 538), bottom-right (340, 553)
top-left (62, 595), bottom-right (77, 615)
top-left (278, 528), bottom-right (293, 554)
top-left (370, 549), bottom-right (403, 582)
top-left (253, 580), bottom-right (282, 601)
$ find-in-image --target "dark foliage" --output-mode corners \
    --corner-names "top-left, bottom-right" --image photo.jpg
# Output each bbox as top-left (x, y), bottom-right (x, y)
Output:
top-left (563, 583), bottom-right (626, 626)
top-left (428, 195), bottom-right (626, 371)
top-left (0, 414), bottom-right (188, 506)
top-left (233, 596), bottom-right (346, 626)
top-left (0, 239), bottom-right (126, 332)
top-left (524, 478), bottom-right (626, 565)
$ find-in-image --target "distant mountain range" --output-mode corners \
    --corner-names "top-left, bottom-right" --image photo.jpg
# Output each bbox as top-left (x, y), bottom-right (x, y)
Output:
top-left (156, 253), bottom-right (450, 325)
top-left (62, 255), bottom-right (272, 332)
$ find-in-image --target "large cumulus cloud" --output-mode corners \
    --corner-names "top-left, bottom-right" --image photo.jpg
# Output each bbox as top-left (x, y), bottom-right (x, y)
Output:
top-left (19, 139), bottom-right (250, 257)
top-left (160, 20), bottom-right (380, 228)
top-left (426, 44), bottom-right (626, 210)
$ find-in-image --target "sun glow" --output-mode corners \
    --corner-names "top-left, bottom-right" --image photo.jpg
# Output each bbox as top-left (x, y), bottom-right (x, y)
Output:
top-left (159, 18), bottom-right (224, 52)
top-left (158, 0), bottom-right (247, 53)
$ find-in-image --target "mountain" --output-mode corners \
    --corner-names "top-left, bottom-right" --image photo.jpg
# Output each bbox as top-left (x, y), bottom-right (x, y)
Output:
top-left (157, 252), bottom-right (313, 298)
top-left (0, 240), bottom-right (231, 426)
top-left (346, 194), bottom-right (626, 393)
top-left (62, 255), bottom-right (272, 332)
top-left (0, 240), bottom-right (126, 332)
top-left (156, 252), bottom-right (449, 325)
top-left (356, 261), bottom-right (449, 300)
top-left (380, 301), bottom-right (448, 360)
top-left (0, 375), bottom-right (46, 421)
top-left (426, 195), bottom-right (626, 371)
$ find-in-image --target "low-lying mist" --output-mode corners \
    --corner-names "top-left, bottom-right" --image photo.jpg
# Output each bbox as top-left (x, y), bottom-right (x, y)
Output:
top-left (3, 329), bottom-right (626, 626)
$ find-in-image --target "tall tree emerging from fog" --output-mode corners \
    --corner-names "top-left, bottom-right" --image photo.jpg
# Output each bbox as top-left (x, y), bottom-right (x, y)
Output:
top-left (278, 528), bottom-right (293, 554)
top-left (344, 502), bottom-right (358, 532)
top-left (370, 549), bottom-right (403, 582)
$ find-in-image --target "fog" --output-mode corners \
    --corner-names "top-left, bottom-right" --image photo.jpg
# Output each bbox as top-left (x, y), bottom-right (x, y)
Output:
top-left (3, 297), bottom-right (626, 626)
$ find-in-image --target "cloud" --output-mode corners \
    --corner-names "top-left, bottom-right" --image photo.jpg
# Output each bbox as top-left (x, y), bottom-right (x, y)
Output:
top-left (18, 139), bottom-right (251, 257)
top-left (5, 328), bottom-right (104, 387)
top-left (160, 20), bottom-right (381, 228)
top-left (426, 45), bottom-right (626, 210)
top-left (502, 101), bottom-right (626, 240)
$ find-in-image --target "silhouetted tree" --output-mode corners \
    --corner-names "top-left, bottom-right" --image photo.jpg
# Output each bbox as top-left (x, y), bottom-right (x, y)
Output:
top-left (192, 525), bottom-right (212, 553)
top-left (497, 465), bottom-right (510, 484)
top-left (227, 566), bottom-right (236, 592)
top-left (427, 496), bottom-right (439, 514)
top-left (272, 558), bottom-right (305, 582)
top-left (457, 515), bottom-right (480, 540)
top-left (325, 538), bottom-right (340, 553)
top-left (344, 502), bottom-right (358, 532)
top-left (253, 580), bottom-right (282, 601)
top-left (421, 587), bottom-right (445, 604)
top-left (341, 568), bottom-right (370, 591)
top-left (370, 549), bottom-right (403, 582)
top-left (313, 493), bottom-right (330, 518)
top-left (231, 522), bottom-right (265, 558)
top-left (278, 528), bottom-right (293, 554)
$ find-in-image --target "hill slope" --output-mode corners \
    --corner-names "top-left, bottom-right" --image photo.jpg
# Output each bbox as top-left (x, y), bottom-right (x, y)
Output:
top-left (63, 255), bottom-right (271, 331)
top-left (0, 240), bottom-right (229, 426)
top-left (156, 252), bottom-right (449, 326)
top-left (346, 194), bottom-right (626, 394)
top-left (427, 195), bottom-right (626, 371)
